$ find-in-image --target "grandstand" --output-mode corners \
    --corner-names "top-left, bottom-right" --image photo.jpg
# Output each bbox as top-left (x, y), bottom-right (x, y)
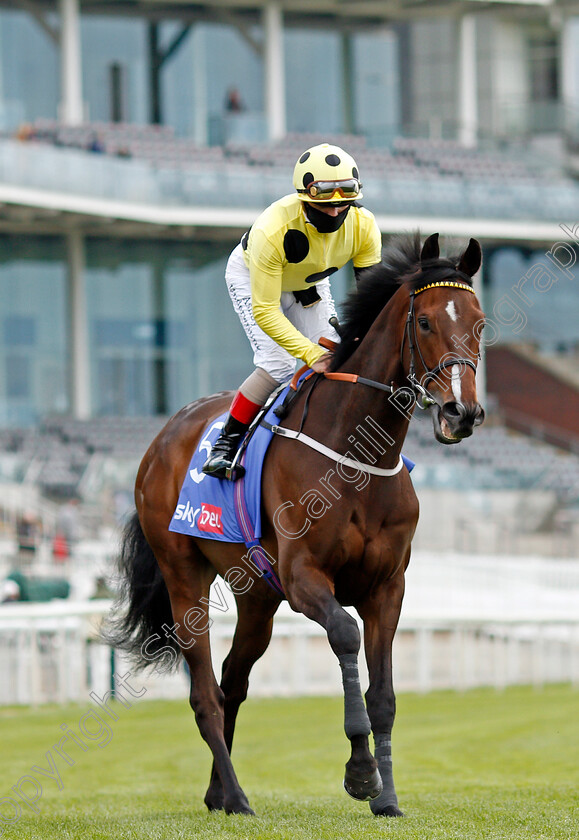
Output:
top-left (3, 123), bottom-right (577, 224)
top-left (15, 119), bottom-right (556, 182)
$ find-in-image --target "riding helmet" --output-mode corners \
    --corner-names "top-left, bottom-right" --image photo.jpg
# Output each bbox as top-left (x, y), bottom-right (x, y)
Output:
top-left (293, 143), bottom-right (363, 202)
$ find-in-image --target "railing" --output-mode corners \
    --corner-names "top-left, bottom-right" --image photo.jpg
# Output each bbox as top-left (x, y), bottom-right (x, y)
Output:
top-left (0, 588), bottom-right (579, 705)
top-left (2, 137), bottom-right (578, 223)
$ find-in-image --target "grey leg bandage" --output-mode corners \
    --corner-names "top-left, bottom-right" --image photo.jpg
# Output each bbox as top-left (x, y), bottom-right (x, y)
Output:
top-left (339, 653), bottom-right (371, 739)
top-left (370, 732), bottom-right (399, 812)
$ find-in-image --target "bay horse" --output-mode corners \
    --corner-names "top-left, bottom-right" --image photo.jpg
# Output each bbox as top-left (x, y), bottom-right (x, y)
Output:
top-left (107, 232), bottom-right (485, 817)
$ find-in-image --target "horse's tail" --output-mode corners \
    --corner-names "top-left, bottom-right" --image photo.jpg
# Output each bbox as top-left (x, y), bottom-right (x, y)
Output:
top-left (103, 510), bottom-right (182, 672)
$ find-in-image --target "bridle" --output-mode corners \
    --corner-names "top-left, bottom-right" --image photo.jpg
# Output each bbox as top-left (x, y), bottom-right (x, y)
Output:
top-left (264, 276), bottom-right (481, 476)
top-left (324, 278), bottom-right (479, 411)
top-left (403, 279), bottom-right (478, 410)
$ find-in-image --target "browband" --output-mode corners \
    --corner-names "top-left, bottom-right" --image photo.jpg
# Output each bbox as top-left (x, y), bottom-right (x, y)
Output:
top-left (413, 280), bottom-right (475, 297)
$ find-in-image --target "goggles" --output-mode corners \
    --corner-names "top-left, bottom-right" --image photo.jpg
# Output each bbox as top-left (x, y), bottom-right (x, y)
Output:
top-left (300, 178), bottom-right (361, 201)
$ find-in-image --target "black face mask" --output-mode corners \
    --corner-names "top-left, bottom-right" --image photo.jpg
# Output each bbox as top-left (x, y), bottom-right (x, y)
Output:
top-left (304, 202), bottom-right (351, 233)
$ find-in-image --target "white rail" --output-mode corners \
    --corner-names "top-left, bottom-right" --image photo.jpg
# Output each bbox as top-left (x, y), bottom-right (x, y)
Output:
top-left (0, 601), bottom-right (578, 706)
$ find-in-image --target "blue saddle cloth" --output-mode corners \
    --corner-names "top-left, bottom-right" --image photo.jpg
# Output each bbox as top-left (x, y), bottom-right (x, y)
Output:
top-left (168, 386), bottom-right (415, 548)
top-left (168, 399), bottom-right (278, 544)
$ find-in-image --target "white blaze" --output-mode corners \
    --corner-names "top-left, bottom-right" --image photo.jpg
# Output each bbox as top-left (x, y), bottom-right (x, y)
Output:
top-left (446, 299), bottom-right (458, 322)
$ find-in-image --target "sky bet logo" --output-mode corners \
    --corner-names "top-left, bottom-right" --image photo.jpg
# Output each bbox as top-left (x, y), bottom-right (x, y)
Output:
top-left (197, 503), bottom-right (223, 534)
top-left (173, 501), bottom-right (223, 534)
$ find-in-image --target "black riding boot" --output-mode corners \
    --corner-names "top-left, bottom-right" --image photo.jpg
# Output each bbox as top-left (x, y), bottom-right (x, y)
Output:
top-left (202, 414), bottom-right (249, 480)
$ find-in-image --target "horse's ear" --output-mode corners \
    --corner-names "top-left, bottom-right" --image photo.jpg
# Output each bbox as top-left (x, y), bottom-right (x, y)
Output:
top-left (420, 233), bottom-right (439, 263)
top-left (457, 238), bottom-right (482, 277)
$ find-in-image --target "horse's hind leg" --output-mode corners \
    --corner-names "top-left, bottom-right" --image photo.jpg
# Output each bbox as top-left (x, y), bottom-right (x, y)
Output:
top-left (286, 562), bottom-right (382, 802)
top-left (157, 549), bottom-right (255, 815)
top-left (205, 593), bottom-right (279, 811)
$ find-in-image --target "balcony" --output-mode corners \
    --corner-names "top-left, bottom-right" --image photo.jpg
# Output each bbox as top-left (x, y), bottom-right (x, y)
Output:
top-left (1, 126), bottom-right (578, 240)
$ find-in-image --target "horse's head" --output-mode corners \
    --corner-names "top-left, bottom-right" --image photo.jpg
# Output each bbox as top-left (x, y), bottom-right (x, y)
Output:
top-left (330, 231), bottom-right (487, 444)
top-left (407, 233), bottom-right (485, 443)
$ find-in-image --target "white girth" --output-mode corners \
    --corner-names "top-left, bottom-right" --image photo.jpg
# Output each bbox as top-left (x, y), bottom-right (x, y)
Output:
top-left (269, 424), bottom-right (404, 477)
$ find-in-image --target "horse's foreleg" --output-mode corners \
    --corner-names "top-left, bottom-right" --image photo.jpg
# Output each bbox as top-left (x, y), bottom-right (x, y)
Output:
top-left (359, 572), bottom-right (406, 817)
top-left (204, 594), bottom-right (278, 811)
top-left (158, 553), bottom-right (255, 816)
top-left (287, 564), bottom-right (382, 802)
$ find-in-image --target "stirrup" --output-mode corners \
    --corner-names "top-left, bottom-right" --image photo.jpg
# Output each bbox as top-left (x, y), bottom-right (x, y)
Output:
top-left (225, 463), bottom-right (246, 481)
top-left (202, 443), bottom-right (246, 481)
top-left (225, 444), bottom-right (246, 481)
top-left (202, 460), bottom-right (246, 482)
top-left (202, 451), bottom-right (246, 481)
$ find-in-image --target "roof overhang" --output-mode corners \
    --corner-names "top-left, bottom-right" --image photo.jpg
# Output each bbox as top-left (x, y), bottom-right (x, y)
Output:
top-left (0, 182), bottom-right (572, 247)
top-left (9, 0), bottom-right (579, 28)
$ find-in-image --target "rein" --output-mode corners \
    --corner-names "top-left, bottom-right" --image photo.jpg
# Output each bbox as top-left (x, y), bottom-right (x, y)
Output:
top-left (328, 279), bottom-right (478, 410)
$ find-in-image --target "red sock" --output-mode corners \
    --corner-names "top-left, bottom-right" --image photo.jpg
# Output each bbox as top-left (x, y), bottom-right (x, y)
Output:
top-left (229, 391), bottom-right (261, 425)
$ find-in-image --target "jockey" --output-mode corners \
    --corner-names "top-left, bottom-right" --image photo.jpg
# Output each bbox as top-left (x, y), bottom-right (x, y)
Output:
top-left (202, 142), bottom-right (382, 480)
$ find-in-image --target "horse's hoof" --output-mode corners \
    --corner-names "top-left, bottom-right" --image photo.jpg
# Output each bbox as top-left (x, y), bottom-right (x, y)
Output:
top-left (204, 785), bottom-right (225, 812)
top-left (371, 803), bottom-right (404, 817)
top-left (224, 795), bottom-right (256, 816)
top-left (225, 804), bottom-right (255, 816)
top-left (343, 767), bottom-right (383, 801)
top-left (204, 798), bottom-right (225, 812)
top-left (204, 790), bottom-right (224, 812)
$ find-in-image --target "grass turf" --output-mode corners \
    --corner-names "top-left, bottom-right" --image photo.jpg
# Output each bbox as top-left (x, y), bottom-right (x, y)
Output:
top-left (0, 684), bottom-right (577, 839)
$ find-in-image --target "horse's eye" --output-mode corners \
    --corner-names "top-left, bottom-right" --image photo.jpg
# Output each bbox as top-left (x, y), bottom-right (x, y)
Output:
top-left (417, 317), bottom-right (430, 331)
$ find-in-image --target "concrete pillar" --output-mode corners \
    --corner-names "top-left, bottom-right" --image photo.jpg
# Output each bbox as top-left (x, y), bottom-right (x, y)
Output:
top-left (491, 21), bottom-right (528, 137)
top-left (67, 230), bottom-right (91, 419)
top-left (264, 1), bottom-right (286, 141)
top-left (341, 33), bottom-right (355, 135)
top-left (151, 260), bottom-right (168, 415)
top-left (458, 14), bottom-right (478, 147)
top-left (561, 17), bottom-right (579, 111)
top-left (193, 25), bottom-right (208, 146)
top-left (0, 17), bottom-right (5, 129)
top-left (59, 0), bottom-right (84, 125)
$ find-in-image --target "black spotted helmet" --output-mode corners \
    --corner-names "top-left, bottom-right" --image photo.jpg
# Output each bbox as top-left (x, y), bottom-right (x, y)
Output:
top-left (293, 142), bottom-right (362, 203)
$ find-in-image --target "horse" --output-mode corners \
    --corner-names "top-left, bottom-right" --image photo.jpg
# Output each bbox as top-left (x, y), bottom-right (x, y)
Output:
top-left (106, 231), bottom-right (486, 817)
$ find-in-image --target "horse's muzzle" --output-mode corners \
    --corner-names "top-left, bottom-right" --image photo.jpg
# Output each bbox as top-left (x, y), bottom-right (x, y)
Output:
top-left (431, 400), bottom-right (485, 444)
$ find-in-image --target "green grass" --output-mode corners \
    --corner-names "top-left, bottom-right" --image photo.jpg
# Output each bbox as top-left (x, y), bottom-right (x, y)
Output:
top-left (0, 684), bottom-right (577, 839)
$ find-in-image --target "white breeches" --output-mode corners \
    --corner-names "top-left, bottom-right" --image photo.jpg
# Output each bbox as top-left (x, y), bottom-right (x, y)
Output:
top-left (225, 243), bottom-right (340, 384)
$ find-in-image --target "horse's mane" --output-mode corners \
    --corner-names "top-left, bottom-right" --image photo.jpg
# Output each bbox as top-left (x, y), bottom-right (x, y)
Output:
top-left (330, 231), bottom-right (472, 370)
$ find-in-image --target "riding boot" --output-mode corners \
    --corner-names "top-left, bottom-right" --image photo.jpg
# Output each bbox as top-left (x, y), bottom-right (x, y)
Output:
top-left (202, 414), bottom-right (250, 480)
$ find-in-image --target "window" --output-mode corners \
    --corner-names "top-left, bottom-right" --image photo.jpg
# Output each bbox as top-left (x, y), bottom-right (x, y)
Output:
top-left (529, 33), bottom-right (559, 102)
top-left (6, 355), bottom-right (30, 398)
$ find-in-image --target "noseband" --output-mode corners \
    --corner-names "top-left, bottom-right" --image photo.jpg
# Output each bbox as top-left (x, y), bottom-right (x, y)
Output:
top-left (403, 280), bottom-right (478, 410)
